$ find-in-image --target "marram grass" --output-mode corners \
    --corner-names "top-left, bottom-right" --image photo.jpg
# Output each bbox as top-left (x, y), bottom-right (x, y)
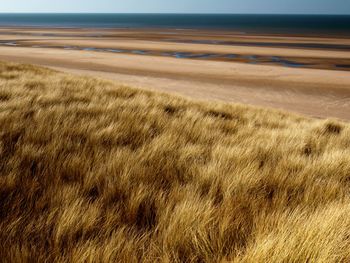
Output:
top-left (0, 61), bottom-right (350, 262)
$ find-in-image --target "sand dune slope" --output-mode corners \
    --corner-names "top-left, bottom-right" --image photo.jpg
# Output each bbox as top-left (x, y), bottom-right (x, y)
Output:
top-left (0, 62), bottom-right (350, 262)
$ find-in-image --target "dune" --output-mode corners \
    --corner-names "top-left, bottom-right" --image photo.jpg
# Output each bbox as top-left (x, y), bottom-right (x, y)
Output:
top-left (0, 61), bottom-right (350, 262)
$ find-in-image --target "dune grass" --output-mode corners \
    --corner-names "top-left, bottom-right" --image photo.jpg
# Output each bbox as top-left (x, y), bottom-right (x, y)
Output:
top-left (0, 61), bottom-right (350, 262)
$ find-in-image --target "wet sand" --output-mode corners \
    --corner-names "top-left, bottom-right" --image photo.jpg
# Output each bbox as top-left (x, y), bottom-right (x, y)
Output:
top-left (1, 28), bottom-right (350, 71)
top-left (0, 27), bottom-right (350, 120)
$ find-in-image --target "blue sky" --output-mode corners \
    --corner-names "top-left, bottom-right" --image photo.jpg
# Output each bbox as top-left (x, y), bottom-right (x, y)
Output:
top-left (1, 0), bottom-right (350, 14)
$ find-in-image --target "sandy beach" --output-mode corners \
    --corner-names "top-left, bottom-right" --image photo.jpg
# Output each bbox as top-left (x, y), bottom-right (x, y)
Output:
top-left (0, 27), bottom-right (350, 120)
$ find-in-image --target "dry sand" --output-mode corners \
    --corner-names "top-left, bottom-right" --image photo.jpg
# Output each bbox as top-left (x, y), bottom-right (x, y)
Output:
top-left (0, 27), bottom-right (349, 120)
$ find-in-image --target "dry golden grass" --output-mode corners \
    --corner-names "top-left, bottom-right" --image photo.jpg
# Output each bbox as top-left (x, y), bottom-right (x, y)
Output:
top-left (0, 61), bottom-right (350, 262)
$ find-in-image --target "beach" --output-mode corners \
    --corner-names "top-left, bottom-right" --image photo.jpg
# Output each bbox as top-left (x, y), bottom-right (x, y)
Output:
top-left (0, 27), bottom-right (350, 120)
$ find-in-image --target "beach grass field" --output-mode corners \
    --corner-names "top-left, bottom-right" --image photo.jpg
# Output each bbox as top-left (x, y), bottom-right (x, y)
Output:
top-left (1, 61), bottom-right (350, 262)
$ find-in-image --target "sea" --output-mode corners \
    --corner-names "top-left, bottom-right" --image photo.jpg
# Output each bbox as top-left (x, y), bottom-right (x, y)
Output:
top-left (0, 14), bottom-right (349, 35)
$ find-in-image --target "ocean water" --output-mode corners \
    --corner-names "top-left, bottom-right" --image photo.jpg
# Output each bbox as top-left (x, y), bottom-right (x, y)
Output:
top-left (0, 14), bottom-right (349, 35)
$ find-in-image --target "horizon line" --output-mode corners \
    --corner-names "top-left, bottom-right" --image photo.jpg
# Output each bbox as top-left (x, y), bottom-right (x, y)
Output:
top-left (0, 12), bottom-right (349, 15)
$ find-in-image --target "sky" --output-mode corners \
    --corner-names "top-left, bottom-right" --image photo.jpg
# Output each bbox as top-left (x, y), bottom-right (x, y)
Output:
top-left (1, 0), bottom-right (350, 14)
